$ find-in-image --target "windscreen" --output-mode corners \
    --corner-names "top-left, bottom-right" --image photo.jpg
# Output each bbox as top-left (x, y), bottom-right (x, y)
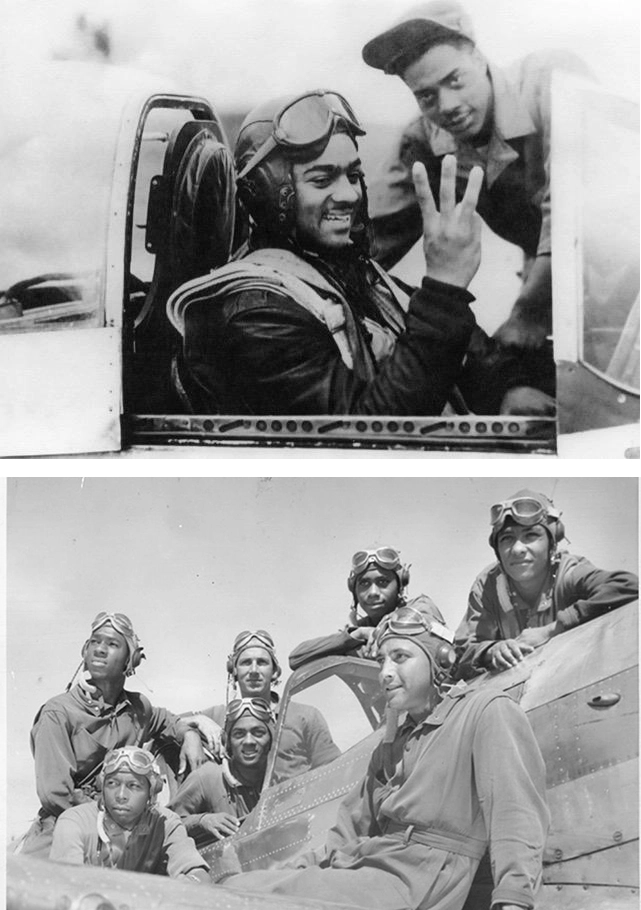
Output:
top-left (0, 63), bottom-right (124, 334)
top-left (580, 98), bottom-right (640, 393)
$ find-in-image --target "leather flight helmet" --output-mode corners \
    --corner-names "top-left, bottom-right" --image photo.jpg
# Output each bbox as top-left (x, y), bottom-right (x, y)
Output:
top-left (235, 91), bottom-right (371, 249)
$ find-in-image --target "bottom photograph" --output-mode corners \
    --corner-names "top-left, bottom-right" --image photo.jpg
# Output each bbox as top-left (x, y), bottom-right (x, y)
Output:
top-left (5, 477), bottom-right (639, 910)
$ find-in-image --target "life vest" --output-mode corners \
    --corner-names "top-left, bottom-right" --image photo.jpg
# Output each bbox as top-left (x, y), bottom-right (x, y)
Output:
top-left (167, 247), bottom-right (408, 376)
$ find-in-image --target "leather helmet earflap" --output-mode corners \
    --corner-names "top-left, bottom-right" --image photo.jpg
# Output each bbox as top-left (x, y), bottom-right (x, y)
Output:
top-left (237, 155), bottom-right (296, 241)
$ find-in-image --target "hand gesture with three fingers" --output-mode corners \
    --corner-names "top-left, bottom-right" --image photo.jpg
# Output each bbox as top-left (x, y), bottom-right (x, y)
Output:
top-left (413, 154), bottom-right (483, 289)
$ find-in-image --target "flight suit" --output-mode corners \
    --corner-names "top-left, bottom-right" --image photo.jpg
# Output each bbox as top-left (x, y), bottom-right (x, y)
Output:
top-left (223, 686), bottom-right (549, 909)
top-left (454, 552), bottom-right (639, 678)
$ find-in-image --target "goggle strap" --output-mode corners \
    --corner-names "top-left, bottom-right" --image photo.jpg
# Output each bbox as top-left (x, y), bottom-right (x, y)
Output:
top-left (237, 135), bottom-right (279, 181)
top-left (429, 621), bottom-right (455, 644)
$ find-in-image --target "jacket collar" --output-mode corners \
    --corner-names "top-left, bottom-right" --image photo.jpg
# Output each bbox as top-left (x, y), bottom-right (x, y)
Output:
top-left (399, 681), bottom-right (469, 732)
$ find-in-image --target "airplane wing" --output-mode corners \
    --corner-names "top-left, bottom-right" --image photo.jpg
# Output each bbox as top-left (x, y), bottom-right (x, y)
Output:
top-left (6, 853), bottom-right (359, 910)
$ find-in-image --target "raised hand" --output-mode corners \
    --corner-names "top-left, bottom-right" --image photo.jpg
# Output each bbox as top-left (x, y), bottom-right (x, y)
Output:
top-left (413, 154), bottom-right (483, 289)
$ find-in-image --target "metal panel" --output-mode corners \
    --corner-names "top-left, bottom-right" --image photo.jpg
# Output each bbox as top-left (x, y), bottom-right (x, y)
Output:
top-left (541, 761), bottom-right (638, 862)
top-left (0, 328), bottom-right (121, 456)
top-left (528, 667), bottom-right (638, 787)
top-left (537, 883), bottom-right (639, 910)
top-left (519, 603), bottom-right (638, 708)
top-left (544, 840), bottom-right (638, 887)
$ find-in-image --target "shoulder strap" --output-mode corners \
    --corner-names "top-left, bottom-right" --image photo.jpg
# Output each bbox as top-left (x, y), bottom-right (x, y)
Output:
top-left (166, 250), bottom-right (355, 370)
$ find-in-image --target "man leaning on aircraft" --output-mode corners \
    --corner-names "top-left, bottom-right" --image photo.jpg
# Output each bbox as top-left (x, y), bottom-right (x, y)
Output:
top-left (454, 489), bottom-right (639, 678)
top-left (362, 0), bottom-right (593, 352)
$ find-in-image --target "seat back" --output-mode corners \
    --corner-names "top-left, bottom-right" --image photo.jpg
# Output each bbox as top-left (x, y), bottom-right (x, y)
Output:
top-left (127, 119), bottom-right (236, 411)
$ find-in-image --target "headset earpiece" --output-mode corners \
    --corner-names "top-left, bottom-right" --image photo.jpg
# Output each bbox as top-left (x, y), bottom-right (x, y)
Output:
top-left (130, 646), bottom-right (145, 672)
top-left (435, 643), bottom-right (457, 670)
top-left (397, 564), bottom-right (411, 590)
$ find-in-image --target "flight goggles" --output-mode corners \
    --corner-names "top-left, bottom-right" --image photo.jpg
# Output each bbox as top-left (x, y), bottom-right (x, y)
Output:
top-left (237, 90), bottom-right (364, 180)
top-left (103, 746), bottom-right (159, 778)
top-left (232, 630), bottom-right (276, 654)
top-left (351, 547), bottom-right (402, 575)
top-left (91, 612), bottom-right (136, 638)
top-left (374, 605), bottom-right (454, 645)
top-left (225, 697), bottom-right (275, 728)
top-left (490, 497), bottom-right (560, 530)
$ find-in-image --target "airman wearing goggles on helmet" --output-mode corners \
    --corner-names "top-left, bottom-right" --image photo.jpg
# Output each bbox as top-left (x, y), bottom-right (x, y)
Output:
top-left (50, 745), bottom-right (209, 882)
top-left (236, 90), bottom-right (364, 180)
top-left (22, 611), bottom-right (216, 859)
top-left (167, 86), bottom-right (497, 418)
top-left (184, 629), bottom-right (340, 786)
top-left (170, 699), bottom-right (275, 848)
top-left (220, 603), bottom-right (549, 910)
top-left (289, 546), bottom-right (446, 670)
top-left (454, 489), bottom-right (638, 678)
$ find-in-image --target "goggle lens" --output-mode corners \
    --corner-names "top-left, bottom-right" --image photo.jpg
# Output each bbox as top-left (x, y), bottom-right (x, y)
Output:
top-left (490, 498), bottom-right (550, 528)
top-left (351, 547), bottom-right (401, 573)
top-left (237, 90), bottom-right (364, 181)
top-left (103, 747), bottom-right (156, 775)
top-left (233, 630), bottom-right (275, 651)
top-left (374, 606), bottom-right (454, 645)
top-left (226, 697), bottom-right (274, 725)
top-left (92, 611), bottom-right (135, 636)
top-left (276, 93), bottom-right (361, 146)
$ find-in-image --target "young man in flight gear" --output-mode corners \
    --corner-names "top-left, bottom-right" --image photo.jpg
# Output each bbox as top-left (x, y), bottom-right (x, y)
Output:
top-left (289, 546), bottom-right (446, 669)
top-left (169, 697), bottom-right (275, 848)
top-left (454, 489), bottom-right (639, 678)
top-left (187, 630), bottom-right (340, 783)
top-left (50, 746), bottom-right (209, 882)
top-left (21, 612), bottom-right (214, 858)
top-left (362, 0), bottom-right (593, 361)
top-left (168, 88), bottom-right (536, 416)
top-left (218, 605), bottom-right (549, 910)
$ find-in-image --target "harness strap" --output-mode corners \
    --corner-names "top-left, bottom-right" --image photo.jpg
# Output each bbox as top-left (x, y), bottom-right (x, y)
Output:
top-left (167, 256), bottom-right (354, 370)
top-left (383, 821), bottom-right (486, 860)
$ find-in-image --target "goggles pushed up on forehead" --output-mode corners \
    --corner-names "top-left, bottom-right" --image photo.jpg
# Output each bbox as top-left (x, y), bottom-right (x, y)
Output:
top-left (237, 90), bottom-right (364, 180)
top-left (374, 605), bottom-right (454, 645)
top-left (490, 497), bottom-right (560, 530)
top-left (233, 630), bottom-right (276, 654)
top-left (225, 697), bottom-right (275, 726)
top-left (351, 547), bottom-right (402, 575)
top-left (91, 611), bottom-right (138, 642)
top-left (103, 747), bottom-right (158, 777)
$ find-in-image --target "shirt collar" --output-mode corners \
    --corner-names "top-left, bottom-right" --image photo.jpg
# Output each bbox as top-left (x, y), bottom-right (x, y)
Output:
top-left (399, 682), bottom-right (469, 733)
top-left (74, 680), bottom-right (132, 712)
top-left (427, 61), bottom-right (536, 185)
top-left (487, 61), bottom-right (536, 140)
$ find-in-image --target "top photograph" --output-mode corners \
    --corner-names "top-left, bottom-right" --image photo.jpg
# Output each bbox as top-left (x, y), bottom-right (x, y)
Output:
top-left (0, 0), bottom-right (638, 458)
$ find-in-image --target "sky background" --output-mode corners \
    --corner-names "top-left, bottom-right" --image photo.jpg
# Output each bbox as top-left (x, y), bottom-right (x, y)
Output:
top-left (5, 475), bottom-right (639, 838)
top-left (3, 0), bottom-right (639, 123)
top-left (1, 0), bottom-right (638, 341)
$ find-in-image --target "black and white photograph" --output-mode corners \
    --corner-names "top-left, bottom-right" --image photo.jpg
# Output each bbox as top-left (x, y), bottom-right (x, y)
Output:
top-left (0, 0), bottom-right (638, 457)
top-left (5, 476), bottom-right (639, 907)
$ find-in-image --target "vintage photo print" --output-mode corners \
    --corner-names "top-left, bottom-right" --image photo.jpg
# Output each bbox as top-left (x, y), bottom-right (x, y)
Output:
top-left (1, 0), bottom-right (638, 457)
top-left (5, 476), bottom-right (639, 905)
